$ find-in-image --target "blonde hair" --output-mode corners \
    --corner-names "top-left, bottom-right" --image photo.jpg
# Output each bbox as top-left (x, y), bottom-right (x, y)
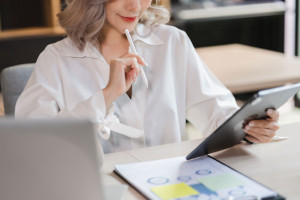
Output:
top-left (58, 0), bottom-right (170, 51)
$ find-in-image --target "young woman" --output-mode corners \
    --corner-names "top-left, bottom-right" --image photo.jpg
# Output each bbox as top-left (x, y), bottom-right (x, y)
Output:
top-left (15, 0), bottom-right (279, 153)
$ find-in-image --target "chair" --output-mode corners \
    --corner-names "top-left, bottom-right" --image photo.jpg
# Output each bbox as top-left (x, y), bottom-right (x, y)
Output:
top-left (1, 63), bottom-right (34, 116)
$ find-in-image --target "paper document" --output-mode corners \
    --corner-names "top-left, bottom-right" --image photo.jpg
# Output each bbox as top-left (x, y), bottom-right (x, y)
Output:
top-left (114, 156), bottom-right (279, 200)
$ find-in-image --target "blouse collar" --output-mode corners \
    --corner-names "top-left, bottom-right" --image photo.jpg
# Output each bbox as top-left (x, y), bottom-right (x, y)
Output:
top-left (132, 23), bottom-right (164, 46)
top-left (54, 38), bottom-right (100, 59)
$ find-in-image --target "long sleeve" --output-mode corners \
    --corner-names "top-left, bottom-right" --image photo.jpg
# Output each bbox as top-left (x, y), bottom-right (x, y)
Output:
top-left (183, 32), bottom-right (239, 137)
top-left (15, 41), bottom-right (145, 145)
top-left (15, 45), bottom-right (113, 129)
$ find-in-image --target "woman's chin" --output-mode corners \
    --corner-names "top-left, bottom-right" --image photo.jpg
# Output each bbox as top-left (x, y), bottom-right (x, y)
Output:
top-left (120, 23), bottom-right (138, 34)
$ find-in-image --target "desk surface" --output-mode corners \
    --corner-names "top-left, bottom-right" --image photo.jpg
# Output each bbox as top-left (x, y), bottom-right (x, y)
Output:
top-left (102, 123), bottom-right (300, 199)
top-left (196, 44), bottom-right (300, 94)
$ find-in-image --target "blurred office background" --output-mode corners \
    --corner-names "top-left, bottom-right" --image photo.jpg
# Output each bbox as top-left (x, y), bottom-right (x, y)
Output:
top-left (171, 0), bottom-right (297, 56)
top-left (0, 0), bottom-right (300, 129)
top-left (0, 0), bottom-right (299, 72)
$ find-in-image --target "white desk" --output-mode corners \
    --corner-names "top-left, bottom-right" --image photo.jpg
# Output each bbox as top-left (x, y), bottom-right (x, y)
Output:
top-left (196, 44), bottom-right (300, 94)
top-left (102, 123), bottom-right (300, 199)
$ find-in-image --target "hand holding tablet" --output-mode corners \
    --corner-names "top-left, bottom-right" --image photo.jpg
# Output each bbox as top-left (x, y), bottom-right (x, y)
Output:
top-left (187, 83), bottom-right (300, 160)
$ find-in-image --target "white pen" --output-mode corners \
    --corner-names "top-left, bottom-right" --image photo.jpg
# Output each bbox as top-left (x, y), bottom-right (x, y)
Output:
top-left (125, 29), bottom-right (148, 88)
top-left (271, 136), bottom-right (288, 141)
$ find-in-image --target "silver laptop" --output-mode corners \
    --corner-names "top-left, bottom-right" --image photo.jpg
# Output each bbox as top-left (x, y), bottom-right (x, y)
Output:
top-left (0, 119), bottom-right (106, 200)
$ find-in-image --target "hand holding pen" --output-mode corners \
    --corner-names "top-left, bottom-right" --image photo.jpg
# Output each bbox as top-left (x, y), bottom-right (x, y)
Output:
top-left (102, 52), bottom-right (147, 108)
top-left (102, 29), bottom-right (148, 108)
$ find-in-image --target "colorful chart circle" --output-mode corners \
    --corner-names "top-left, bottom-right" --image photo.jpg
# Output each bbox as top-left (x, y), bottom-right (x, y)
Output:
top-left (147, 177), bottom-right (169, 185)
top-left (177, 176), bottom-right (192, 182)
top-left (195, 169), bottom-right (212, 175)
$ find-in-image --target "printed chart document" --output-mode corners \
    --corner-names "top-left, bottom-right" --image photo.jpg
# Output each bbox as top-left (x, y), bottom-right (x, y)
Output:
top-left (114, 156), bottom-right (284, 200)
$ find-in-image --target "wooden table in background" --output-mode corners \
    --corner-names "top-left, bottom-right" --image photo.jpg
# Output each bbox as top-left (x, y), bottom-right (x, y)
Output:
top-left (196, 44), bottom-right (300, 94)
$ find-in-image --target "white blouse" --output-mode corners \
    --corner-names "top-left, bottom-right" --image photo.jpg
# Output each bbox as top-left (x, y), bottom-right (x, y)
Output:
top-left (15, 24), bottom-right (239, 153)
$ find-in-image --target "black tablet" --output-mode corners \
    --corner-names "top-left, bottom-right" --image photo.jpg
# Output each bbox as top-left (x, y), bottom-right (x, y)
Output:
top-left (186, 83), bottom-right (300, 160)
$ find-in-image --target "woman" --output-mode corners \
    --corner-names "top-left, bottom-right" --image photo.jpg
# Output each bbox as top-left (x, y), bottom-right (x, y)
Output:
top-left (15, 0), bottom-right (279, 153)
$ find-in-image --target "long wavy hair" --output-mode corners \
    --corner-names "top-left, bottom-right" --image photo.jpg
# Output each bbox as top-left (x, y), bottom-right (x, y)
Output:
top-left (57, 0), bottom-right (170, 51)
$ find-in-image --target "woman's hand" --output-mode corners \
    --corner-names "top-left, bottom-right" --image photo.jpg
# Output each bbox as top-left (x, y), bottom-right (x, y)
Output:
top-left (103, 53), bottom-right (147, 108)
top-left (244, 109), bottom-right (280, 143)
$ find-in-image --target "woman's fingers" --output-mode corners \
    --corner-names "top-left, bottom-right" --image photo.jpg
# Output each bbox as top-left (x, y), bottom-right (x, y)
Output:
top-left (119, 52), bottom-right (148, 84)
top-left (245, 120), bottom-right (279, 131)
top-left (112, 55), bottom-right (143, 89)
top-left (244, 109), bottom-right (280, 143)
top-left (245, 135), bottom-right (261, 143)
top-left (244, 126), bottom-right (276, 143)
top-left (266, 109), bottom-right (279, 121)
top-left (104, 53), bottom-right (148, 105)
top-left (106, 52), bottom-right (148, 97)
top-left (122, 52), bottom-right (148, 67)
top-left (121, 57), bottom-right (141, 82)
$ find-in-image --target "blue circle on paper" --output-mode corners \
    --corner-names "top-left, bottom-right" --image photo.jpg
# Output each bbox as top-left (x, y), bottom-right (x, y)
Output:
top-left (177, 176), bottom-right (192, 182)
top-left (147, 177), bottom-right (169, 185)
top-left (195, 169), bottom-right (211, 175)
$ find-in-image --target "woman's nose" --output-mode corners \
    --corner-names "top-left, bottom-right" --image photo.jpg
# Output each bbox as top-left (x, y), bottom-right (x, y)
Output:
top-left (125, 0), bottom-right (141, 13)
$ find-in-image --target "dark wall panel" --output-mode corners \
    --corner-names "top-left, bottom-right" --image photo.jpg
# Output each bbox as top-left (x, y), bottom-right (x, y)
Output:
top-left (179, 15), bottom-right (284, 52)
top-left (0, 0), bottom-right (44, 30)
top-left (0, 36), bottom-right (64, 71)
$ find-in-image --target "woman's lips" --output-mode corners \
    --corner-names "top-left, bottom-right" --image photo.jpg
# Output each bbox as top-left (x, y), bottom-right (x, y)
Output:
top-left (120, 16), bottom-right (137, 23)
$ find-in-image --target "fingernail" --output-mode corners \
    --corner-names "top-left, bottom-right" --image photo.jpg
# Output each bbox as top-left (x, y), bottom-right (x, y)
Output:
top-left (141, 58), bottom-right (149, 67)
top-left (249, 122), bottom-right (254, 127)
top-left (267, 109), bottom-right (273, 115)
